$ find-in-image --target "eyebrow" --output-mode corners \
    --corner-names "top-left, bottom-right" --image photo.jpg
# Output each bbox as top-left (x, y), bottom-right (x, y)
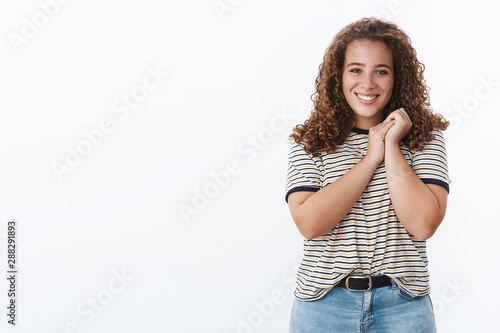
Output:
top-left (346, 62), bottom-right (392, 70)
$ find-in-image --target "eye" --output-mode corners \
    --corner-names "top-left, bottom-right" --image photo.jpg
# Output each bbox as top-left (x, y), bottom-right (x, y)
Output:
top-left (376, 70), bottom-right (389, 75)
top-left (350, 68), bottom-right (361, 74)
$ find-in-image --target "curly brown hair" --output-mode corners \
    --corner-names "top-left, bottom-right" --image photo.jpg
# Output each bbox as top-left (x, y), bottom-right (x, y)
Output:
top-left (290, 18), bottom-right (449, 156)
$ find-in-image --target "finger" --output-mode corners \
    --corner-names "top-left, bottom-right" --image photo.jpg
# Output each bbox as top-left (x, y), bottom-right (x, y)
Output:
top-left (384, 109), bottom-right (401, 122)
top-left (397, 109), bottom-right (413, 129)
top-left (386, 108), bottom-right (411, 126)
top-left (382, 116), bottom-right (393, 124)
top-left (378, 117), bottom-right (396, 126)
top-left (370, 122), bottom-right (387, 134)
top-left (379, 119), bottom-right (396, 134)
top-left (398, 108), bottom-right (412, 124)
top-left (397, 108), bottom-right (410, 122)
top-left (374, 120), bottom-right (389, 130)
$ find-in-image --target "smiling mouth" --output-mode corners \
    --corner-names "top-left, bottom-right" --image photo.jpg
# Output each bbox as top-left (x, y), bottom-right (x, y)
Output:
top-left (355, 93), bottom-right (379, 101)
top-left (355, 93), bottom-right (380, 104)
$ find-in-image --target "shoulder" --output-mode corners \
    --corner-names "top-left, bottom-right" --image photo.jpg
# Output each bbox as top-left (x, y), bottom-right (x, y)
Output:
top-left (404, 129), bottom-right (447, 155)
top-left (430, 129), bottom-right (446, 144)
top-left (422, 129), bottom-right (447, 153)
top-left (288, 140), bottom-right (307, 156)
top-left (288, 140), bottom-right (321, 159)
top-left (288, 130), bottom-right (362, 159)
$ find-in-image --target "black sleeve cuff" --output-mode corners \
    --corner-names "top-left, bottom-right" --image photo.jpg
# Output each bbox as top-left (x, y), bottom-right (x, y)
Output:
top-left (421, 178), bottom-right (450, 194)
top-left (285, 186), bottom-right (320, 203)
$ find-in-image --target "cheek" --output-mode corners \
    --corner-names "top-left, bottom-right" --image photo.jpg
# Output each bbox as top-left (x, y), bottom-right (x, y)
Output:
top-left (383, 79), bottom-right (394, 96)
top-left (342, 74), bottom-right (353, 94)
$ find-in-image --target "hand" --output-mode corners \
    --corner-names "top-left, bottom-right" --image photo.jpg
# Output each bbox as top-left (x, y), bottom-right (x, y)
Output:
top-left (383, 108), bottom-right (412, 146)
top-left (364, 119), bottom-right (396, 167)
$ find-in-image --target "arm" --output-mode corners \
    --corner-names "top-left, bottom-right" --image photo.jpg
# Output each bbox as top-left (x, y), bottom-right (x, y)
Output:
top-left (288, 158), bottom-right (377, 240)
top-left (383, 109), bottom-right (448, 240)
top-left (288, 121), bottom-right (395, 240)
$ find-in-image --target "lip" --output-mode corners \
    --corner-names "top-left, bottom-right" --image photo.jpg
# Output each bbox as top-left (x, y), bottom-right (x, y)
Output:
top-left (355, 93), bottom-right (380, 105)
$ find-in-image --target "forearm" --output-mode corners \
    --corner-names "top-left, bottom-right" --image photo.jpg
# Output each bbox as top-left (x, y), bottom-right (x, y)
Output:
top-left (384, 143), bottom-right (445, 240)
top-left (291, 157), bottom-right (379, 240)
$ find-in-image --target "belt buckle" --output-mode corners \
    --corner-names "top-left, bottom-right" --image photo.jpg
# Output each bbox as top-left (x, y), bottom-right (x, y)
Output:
top-left (345, 275), bottom-right (373, 291)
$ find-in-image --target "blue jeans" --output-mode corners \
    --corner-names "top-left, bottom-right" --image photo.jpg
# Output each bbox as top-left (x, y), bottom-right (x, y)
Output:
top-left (289, 279), bottom-right (436, 333)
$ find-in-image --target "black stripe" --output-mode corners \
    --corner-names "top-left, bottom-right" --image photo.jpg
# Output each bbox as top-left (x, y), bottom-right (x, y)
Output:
top-left (351, 127), bottom-right (369, 135)
top-left (285, 186), bottom-right (320, 203)
top-left (421, 178), bottom-right (450, 193)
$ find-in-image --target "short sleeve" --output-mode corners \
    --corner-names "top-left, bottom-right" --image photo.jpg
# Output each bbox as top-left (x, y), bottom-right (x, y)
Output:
top-left (285, 142), bottom-right (322, 203)
top-left (411, 130), bottom-right (451, 193)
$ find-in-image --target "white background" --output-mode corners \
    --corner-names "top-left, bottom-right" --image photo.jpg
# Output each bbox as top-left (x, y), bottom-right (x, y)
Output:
top-left (0, 0), bottom-right (498, 332)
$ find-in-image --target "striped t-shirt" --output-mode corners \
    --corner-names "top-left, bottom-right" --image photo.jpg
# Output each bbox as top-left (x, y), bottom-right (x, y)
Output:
top-left (285, 127), bottom-right (450, 301)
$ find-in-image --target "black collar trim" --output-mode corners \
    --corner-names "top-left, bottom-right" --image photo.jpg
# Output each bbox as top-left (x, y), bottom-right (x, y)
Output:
top-left (352, 127), bottom-right (369, 135)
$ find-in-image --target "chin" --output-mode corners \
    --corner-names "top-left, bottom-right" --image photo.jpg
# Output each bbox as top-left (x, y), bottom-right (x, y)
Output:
top-left (353, 107), bottom-right (384, 119)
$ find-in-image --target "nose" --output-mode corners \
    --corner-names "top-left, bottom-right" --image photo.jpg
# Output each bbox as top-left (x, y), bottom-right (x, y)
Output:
top-left (360, 74), bottom-right (376, 89)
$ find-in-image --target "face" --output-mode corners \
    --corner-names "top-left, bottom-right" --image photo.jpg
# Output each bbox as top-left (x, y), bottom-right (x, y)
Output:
top-left (342, 39), bottom-right (394, 129)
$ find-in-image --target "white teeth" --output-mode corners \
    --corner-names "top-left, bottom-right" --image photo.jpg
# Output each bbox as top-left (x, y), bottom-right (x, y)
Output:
top-left (356, 94), bottom-right (377, 101)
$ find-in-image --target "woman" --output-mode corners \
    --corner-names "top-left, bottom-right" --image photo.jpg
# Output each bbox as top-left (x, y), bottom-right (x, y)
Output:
top-left (285, 18), bottom-right (450, 332)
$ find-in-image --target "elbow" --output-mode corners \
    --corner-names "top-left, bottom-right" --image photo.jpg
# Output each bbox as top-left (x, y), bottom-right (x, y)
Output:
top-left (295, 220), bottom-right (317, 240)
top-left (410, 216), bottom-right (444, 241)
top-left (300, 229), bottom-right (323, 241)
top-left (412, 228), bottom-right (435, 241)
top-left (289, 200), bottom-right (342, 240)
top-left (294, 216), bottom-right (331, 240)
